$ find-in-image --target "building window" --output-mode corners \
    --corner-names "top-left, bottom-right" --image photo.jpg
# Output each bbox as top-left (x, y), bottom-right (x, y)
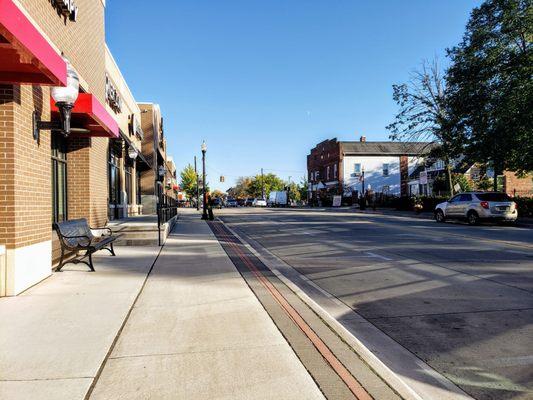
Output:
top-left (51, 132), bottom-right (67, 223)
top-left (333, 164), bottom-right (337, 179)
top-left (108, 144), bottom-right (121, 206)
top-left (326, 166), bottom-right (330, 180)
top-left (125, 163), bottom-right (133, 205)
top-left (383, 163), bottom-right (389, 176)
top-left (354, 163), bottom-right (361, 175)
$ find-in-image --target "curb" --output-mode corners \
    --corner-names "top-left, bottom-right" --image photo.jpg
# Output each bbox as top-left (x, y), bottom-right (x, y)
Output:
top-left (221, 221), bottom-right (474, 400)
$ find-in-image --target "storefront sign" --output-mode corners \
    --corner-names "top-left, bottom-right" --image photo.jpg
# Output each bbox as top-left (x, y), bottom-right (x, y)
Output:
top-left (52, 0), bottom-right (78, 21)
top-left (130, 114), bottom-right (143, 139)
top-left (105, 74), bottom-right (122, 113)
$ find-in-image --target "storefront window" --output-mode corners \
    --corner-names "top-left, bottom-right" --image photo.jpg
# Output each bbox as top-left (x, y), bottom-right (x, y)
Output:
top-left (137, 170), bottom-right (142, 205)
top-left (125, 163), bottom-right (133, 205)
top-left (108, 144), bottom-right (121, 219)
top-left (51, 132), bottom-right (67, 223)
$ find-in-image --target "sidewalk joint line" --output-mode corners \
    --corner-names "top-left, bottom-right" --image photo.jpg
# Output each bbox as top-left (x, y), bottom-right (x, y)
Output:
top-left (82, 236), bottom-right (167, 400)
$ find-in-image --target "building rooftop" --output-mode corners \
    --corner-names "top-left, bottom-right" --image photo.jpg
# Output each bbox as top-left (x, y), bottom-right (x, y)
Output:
top-left (340, 141), bottom-right (435, 156)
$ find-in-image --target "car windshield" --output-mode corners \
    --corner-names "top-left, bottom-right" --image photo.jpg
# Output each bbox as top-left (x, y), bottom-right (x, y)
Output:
top-left (476, 193), bottom-right (511, 202)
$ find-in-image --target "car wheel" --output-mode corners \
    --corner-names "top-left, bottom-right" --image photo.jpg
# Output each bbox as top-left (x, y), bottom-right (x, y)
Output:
top-left (467, 211), bottom-right (479, 225)
top-left (435, 210), bottom-right (446, 223)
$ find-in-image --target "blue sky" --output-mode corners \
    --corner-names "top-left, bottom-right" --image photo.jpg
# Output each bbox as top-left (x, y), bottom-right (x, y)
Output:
top-left (106, 0), bottom-right (480, 191)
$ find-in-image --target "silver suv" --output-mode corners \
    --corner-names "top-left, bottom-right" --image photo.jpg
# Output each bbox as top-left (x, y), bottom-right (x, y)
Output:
top-left (434, 192), bottom-right (518, 225)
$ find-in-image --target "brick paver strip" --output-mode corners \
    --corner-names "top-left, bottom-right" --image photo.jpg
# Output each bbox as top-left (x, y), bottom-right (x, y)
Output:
top-left (210, 221), bottom-right (373, 400)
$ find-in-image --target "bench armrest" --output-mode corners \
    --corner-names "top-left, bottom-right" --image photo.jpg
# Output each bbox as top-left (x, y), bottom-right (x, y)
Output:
top-left (90, 227), bottom-right (113, 237)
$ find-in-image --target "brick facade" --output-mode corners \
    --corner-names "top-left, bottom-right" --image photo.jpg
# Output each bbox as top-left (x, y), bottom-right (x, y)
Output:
top-left (0, 0), bottom-right (108, 294)
top-left (504, 172), bottom-right (533, 197)
top-left (307, 138), bottom-right (341, 185)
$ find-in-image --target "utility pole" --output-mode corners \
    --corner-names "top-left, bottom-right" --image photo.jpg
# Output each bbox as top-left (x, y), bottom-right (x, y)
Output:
top-left (194, 156), bottom-right (199, 210)
top-left (261, 168), bottom-right (265, 200)
top-left (287, 176), bottom-right (291, 206)
top-left (201, 141), bottom-right (208, 220)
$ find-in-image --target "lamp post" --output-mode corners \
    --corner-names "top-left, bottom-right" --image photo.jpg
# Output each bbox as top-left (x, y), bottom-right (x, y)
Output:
top-left (201, 141), bottom-right (208, 220)
top-left (33, 58), bottom-right (80, 141)
top-left (194, 156), bottom-right (200, 211)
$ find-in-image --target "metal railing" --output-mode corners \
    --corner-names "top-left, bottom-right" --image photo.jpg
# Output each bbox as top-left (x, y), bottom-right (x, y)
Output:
top-left (157, 194), bottom-right (178, 245)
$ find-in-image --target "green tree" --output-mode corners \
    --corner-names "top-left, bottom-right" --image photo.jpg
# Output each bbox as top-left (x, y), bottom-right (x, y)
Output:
top-left (212, 189), bottom-right (224, 198)
top-left (287, 182), bottom-right (301, 203)
top-left (446, 0), bottom-right (533, 189)
top-left (180, 164), bottom-right (208, 201)
top-left (248, 173), bottom-right (284, 198)
top-left (298, 176), bottom-right (309, 202)
top-left (231, 176), bottom-right (253, 198)
top-left (387, 58), bottom-right (459, 196)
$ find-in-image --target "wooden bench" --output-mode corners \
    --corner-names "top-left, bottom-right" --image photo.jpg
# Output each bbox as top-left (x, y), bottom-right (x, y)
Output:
top-left (53, 218), bottom-right (116, 272)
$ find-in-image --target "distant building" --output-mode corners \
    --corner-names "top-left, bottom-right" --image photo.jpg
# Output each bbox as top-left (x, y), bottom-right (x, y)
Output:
top-left (307, 136), bottom-right (433, 203)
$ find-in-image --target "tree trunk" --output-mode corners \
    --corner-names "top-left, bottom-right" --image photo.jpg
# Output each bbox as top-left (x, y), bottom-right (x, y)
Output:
top-left (445, 157), bottom-right (454, 197)
top-left (493, 160), bottom-right (500, 192)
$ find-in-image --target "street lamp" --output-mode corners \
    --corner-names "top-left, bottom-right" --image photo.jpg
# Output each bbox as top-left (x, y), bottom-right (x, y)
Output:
top-left (201, 141), bottom-right (208, 220)
top-left (33, 58), bottom-right (80, 141)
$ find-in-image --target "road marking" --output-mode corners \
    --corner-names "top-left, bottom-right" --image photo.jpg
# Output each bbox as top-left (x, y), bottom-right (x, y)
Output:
top-left (505, 250), bottom-right (532, 256)
top-left (364, 252), bottom-right (393, 261)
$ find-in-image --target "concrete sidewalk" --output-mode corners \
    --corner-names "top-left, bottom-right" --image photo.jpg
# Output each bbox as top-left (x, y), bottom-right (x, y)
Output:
top-left (88, 209), bottom-right (324, 400)
top-left (0, 245), bottom-right (161, 400)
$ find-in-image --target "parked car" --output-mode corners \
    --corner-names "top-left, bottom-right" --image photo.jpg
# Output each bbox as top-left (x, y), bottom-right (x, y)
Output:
top-left (245, 197), bottom-right (254, 207)
top-left (253, 198), bottom-right (267, 207)
top-left (212, 198), bottom-right (223, 209)
top-left (225, 198), bottom-right (238, 207)
top-left (434, 192), bottom-right (518, 225)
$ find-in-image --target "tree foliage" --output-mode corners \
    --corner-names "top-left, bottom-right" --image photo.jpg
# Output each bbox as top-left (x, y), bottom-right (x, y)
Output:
top-left (228, 176), bottom-right (253, 198)
top-left (248, 173), bottom-right (285, 198)
top-left (387, 58), bottom-right (458, 195)
top-left (179, 164), bottom-right (209, 200)
top-left (446, 0), bottom-right (533, 180)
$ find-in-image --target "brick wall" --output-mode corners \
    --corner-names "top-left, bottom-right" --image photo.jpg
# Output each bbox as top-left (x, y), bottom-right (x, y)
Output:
top-left (0, 0), bottom-right (108, 269)
top-left (307, 138), bottom-right (341, 184)
top-left (0, 84), bottom-right (52, 249)
top-left (18, 0), bottom-right (106, 103)
top-left (504, 172), bottom-right (533, 198)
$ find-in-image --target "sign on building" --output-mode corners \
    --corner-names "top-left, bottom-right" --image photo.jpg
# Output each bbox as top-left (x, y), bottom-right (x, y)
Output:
top-left (419, 171), bottom-right (428, 185)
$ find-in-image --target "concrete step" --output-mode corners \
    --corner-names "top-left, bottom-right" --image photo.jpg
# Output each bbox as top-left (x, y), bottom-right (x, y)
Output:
top-left (115, 238), bottom-right (160, 246)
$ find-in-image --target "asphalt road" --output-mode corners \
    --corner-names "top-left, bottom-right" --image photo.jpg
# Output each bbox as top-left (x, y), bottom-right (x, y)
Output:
top-left (217, 207), bottom-right (533, 400)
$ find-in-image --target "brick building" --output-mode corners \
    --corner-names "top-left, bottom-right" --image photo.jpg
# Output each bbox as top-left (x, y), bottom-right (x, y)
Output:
top-left (503, 172), bottom-right (533, 198)
top-left (0, 0), bottom-right (175, 296)
top-left (307, 137), bottom-right (431, 203)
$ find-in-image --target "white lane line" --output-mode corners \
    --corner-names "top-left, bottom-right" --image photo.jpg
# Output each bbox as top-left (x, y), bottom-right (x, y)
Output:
top-left (364, 252), bottom-right (393, 261)
top-left (505, 250), bottom-right (532, 256)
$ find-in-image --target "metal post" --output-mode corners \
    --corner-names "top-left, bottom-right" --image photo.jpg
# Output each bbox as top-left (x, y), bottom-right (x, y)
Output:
top-left (362, 169), bottom-right (365, 197)
top-left (194, 156), bottom-right (200, 210)
top-left (202, 149), bottom-right (208, 220)
top-left (261, 168), bottom-right (265, 200)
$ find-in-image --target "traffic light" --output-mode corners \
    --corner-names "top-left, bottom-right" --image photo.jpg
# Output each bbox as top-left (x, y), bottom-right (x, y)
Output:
top-left (220, 176), bottom-right (225, 182)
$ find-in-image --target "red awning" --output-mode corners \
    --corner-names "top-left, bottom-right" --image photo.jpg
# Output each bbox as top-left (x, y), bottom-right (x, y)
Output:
top-left (0, 0), bottom-right (67, 85)
top-left (51, 94), bottom-right (119, 138)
